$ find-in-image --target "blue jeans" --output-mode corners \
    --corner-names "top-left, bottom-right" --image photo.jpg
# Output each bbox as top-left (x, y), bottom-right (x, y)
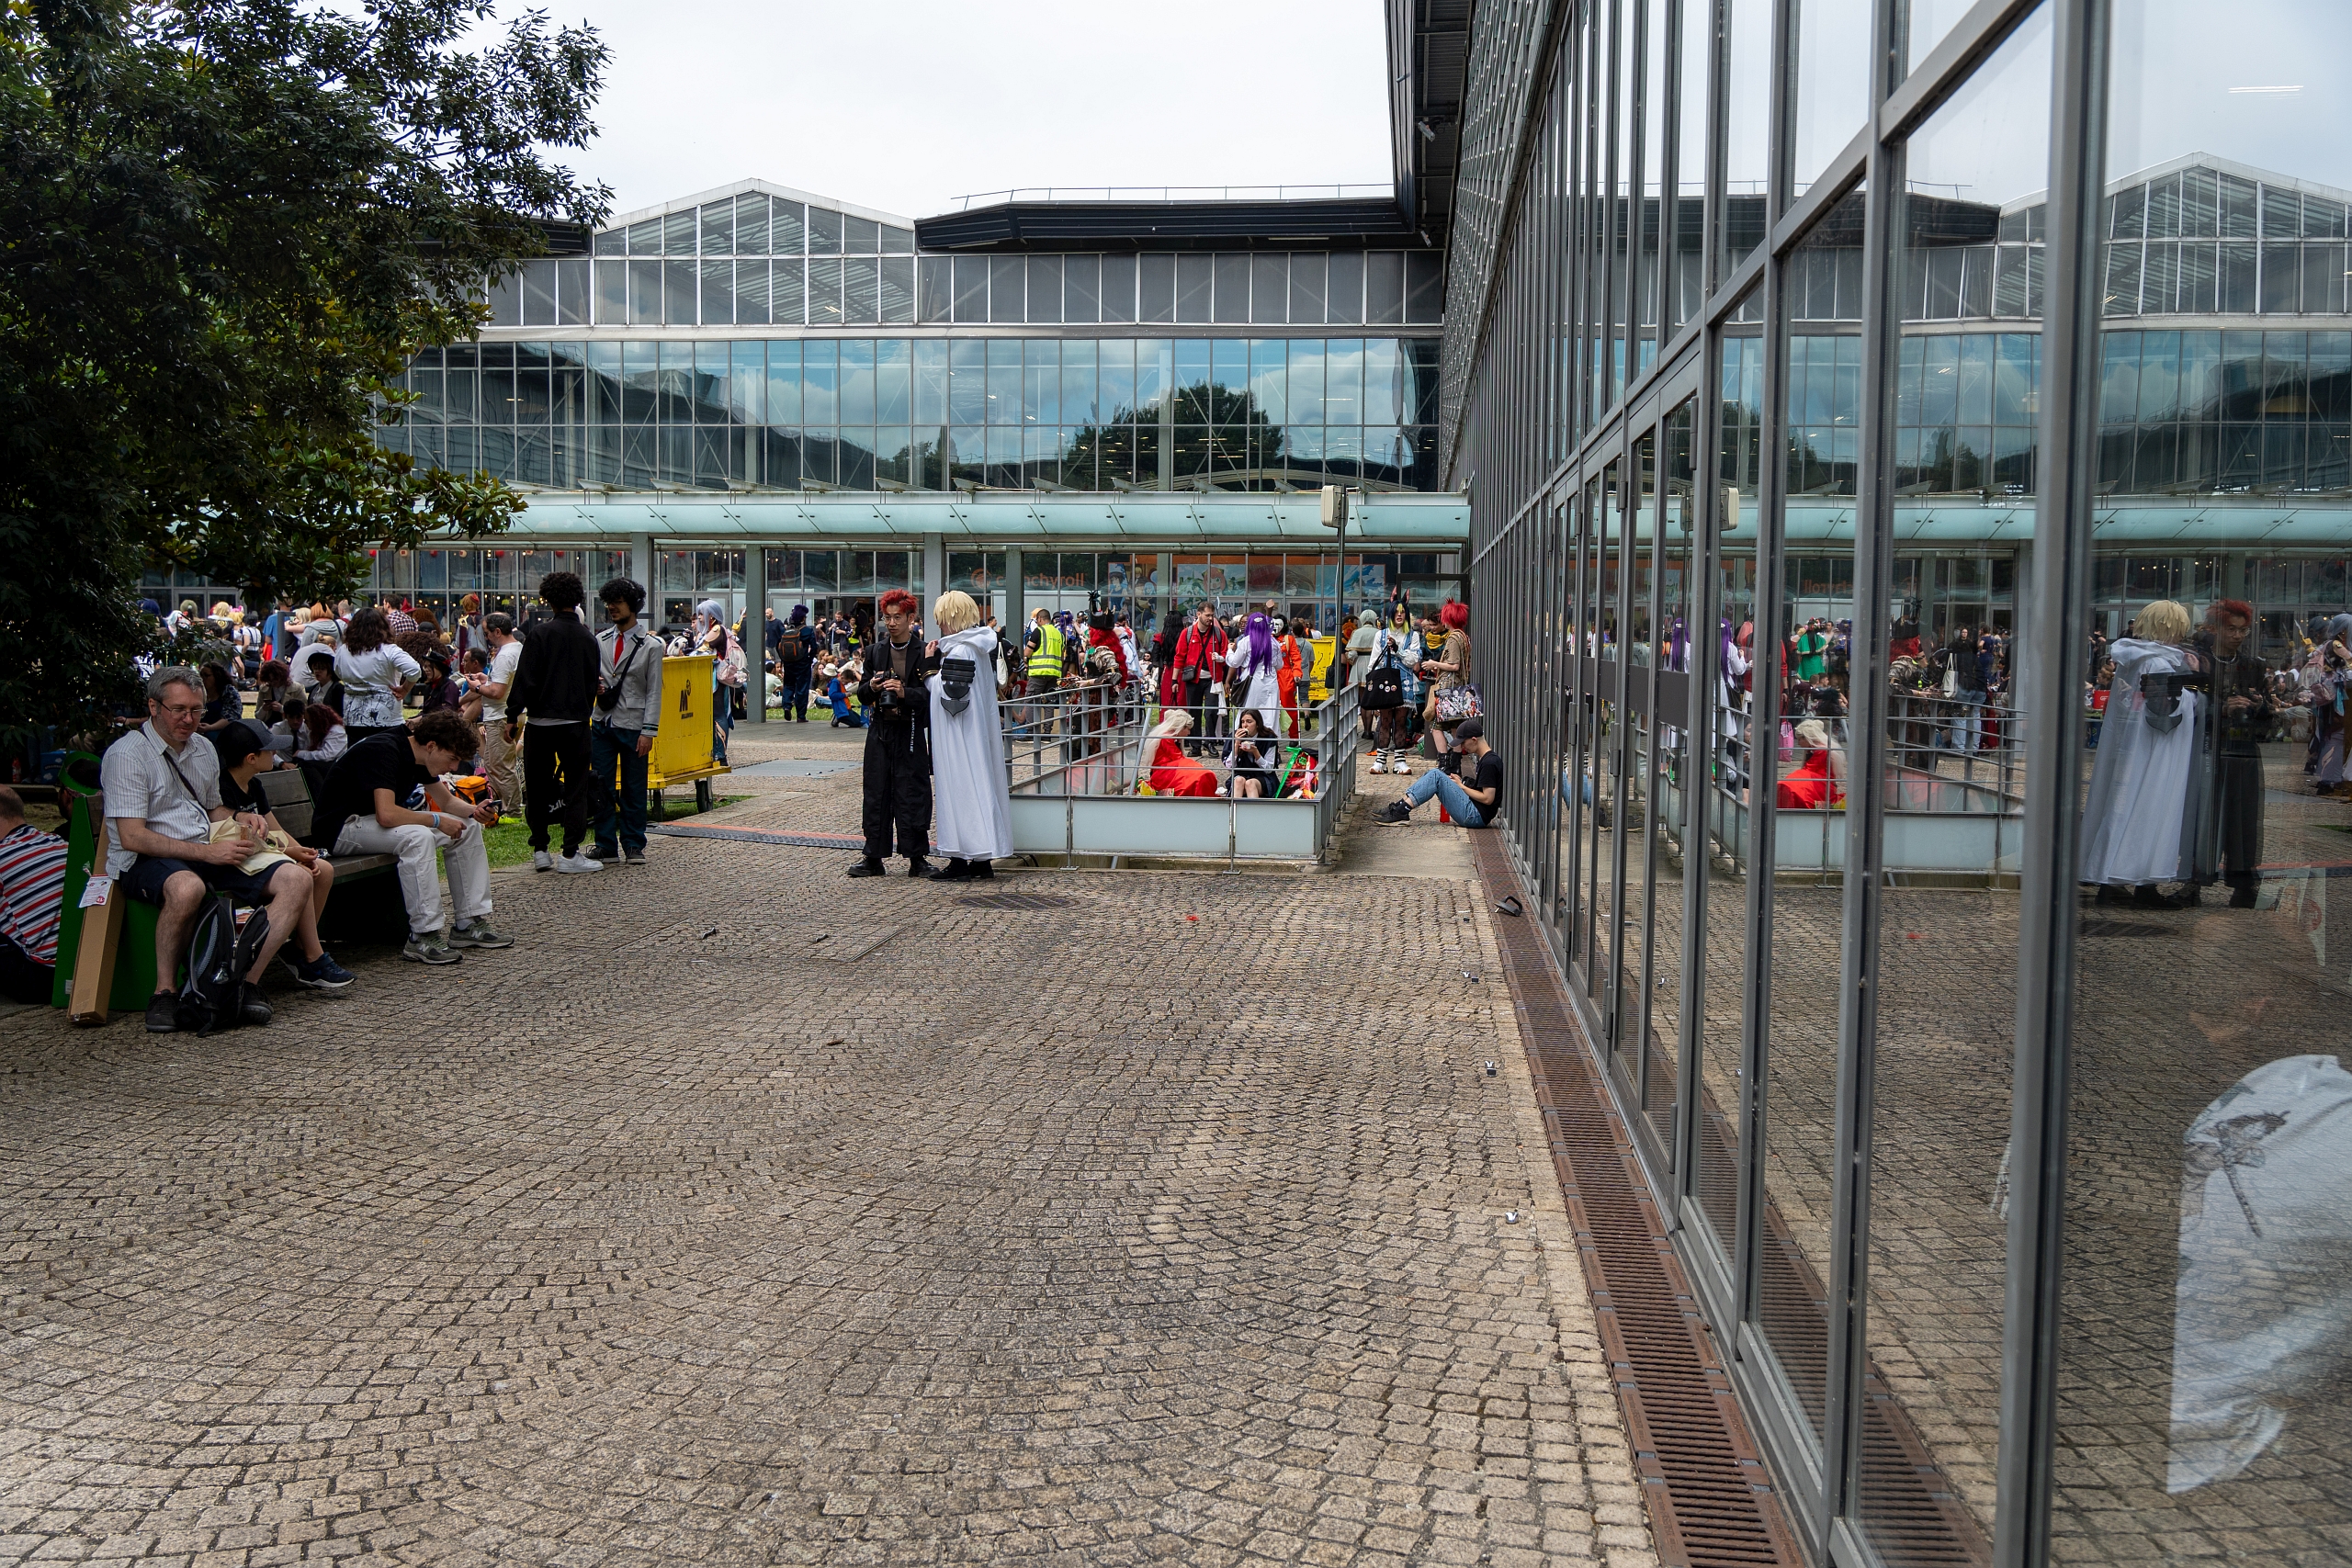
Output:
top-left (1406, 767), bottom-right (1486, 827)
top-left (591, 724), bottom-right (650, 855)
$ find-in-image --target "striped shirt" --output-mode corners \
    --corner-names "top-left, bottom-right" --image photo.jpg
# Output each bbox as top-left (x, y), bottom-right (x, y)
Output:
top-left (0, 823), bottom-right (69, 965)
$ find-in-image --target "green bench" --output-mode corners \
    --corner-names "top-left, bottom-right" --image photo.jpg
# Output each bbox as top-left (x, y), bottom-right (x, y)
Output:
top-left (51, 751), bottom-right (410, 1013)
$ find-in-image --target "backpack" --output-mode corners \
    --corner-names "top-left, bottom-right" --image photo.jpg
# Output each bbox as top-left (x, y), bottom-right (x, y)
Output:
top-left (1362, 640), bottom-right (1406, 711)
top-left (777, 627), bottom-right (805, 664)
top-left (176, 894), bottom-right (270, 1037)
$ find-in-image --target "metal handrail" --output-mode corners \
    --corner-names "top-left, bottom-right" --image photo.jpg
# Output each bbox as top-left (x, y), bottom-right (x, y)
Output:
top-left (1002, 682), bottom-right (1360, 807)
top-left (949, 183), bottom-right (1394, 210)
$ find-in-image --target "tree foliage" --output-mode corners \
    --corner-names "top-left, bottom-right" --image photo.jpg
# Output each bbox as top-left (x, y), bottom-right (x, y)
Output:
top-left (0, 0), bottom-right (610, 751)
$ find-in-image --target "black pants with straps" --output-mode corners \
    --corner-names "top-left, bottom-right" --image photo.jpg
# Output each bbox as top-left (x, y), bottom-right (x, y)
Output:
top-left (523, 722), bottom-right (593, 854)
top-left (860, 719), bottom-right (933, 863)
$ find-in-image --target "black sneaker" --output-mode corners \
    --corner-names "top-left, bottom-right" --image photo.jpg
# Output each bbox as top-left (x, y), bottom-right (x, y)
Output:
top-left (845, 858), bottom-right (888, 878)
top-left (237, 982), bottom-right (274, 1027)
top-left (1374, 800), bottom-right (1413, 825)
top-left (145, 990), bottom-right (181, 1033)
top-left (591, 843), bottom-right (621, 864)
top-left (906, 858), bottom-right (934, 879)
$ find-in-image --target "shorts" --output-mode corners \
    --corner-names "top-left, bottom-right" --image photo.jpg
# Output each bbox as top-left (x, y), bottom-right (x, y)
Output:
top-left (119, 854), bottom-right (284, 907)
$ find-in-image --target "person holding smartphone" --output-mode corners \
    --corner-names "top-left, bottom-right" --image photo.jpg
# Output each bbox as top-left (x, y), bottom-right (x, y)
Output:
top-left (1374, 717), bottom-right (1501, 828)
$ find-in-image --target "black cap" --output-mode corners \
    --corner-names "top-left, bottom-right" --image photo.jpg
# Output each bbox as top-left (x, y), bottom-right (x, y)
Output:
top-left (1453, 716), bottom-right (1485, 741)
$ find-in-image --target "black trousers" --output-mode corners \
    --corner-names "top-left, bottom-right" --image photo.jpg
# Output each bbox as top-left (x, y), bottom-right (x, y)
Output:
top-left (1184, 679), bottom-right (1219, 748)
top-left (0, 935), bottom-right (51, 1006)
top-left (861, 720), bottom-right (933, 862)
top-left (2214, 749), bottom-right (2265, 889)
top-left (524, 722), bottom-right (593, 852)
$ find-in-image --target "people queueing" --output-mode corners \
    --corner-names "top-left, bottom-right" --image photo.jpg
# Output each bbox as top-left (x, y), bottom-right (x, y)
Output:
top-left (1173, 604), bottom-right (1229, 753)
top-left (590, 578), bottom-right (663, 868)
top-left (505, 570), bottom-right (604, 874)
top-left (924, 591), bottom-right (1012, 883)
top-left (847, 589), bottom-right (937, 880)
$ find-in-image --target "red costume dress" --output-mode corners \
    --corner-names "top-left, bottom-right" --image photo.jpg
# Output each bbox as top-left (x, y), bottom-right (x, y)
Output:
top-left (1148, 738), bottom-right (1220, 796)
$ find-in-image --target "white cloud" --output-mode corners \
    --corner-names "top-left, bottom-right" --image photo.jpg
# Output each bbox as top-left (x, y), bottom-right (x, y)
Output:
top-left (541, 0), bottom-right (1395, 220)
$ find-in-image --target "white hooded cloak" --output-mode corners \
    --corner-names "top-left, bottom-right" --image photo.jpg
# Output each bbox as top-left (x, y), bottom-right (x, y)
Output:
top-left (2079, 637), bottom-right (2199, 887)
top-left (928, 624), bottom-right (1013, 861)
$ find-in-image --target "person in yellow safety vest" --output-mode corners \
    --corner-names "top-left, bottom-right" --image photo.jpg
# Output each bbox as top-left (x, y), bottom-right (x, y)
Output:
top-left (1024, 608), bottom-right (1065, 697)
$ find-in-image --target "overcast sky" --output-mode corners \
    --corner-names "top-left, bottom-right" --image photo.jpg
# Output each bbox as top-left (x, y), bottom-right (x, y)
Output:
top-left (541, 0), bottom-right (1395, 222)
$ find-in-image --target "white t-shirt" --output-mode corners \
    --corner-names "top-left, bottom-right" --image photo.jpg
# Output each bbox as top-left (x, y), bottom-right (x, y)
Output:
top-left (482, 639), bottom-right (521, 721)
top-left (334, 643), bottom-right (421, 729)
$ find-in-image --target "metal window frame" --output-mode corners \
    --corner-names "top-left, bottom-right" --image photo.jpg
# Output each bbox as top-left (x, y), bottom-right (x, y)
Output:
top-left (1453, 0), bottom-right (2122, 1560)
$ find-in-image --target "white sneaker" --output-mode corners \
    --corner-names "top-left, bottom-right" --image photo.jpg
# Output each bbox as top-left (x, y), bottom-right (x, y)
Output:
top-left (554, 852), bottom-right (603, 874)
top-left (1370, 753), bottom-right (1386, 773)
top-left (532, 850), bottom-right (554, 873)
top-left (1392, 753), bottom-right (1411, 777)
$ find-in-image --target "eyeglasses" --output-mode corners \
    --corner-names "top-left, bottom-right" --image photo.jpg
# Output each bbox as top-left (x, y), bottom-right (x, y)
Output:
top-left (155, 702), bottom-right (204, 718)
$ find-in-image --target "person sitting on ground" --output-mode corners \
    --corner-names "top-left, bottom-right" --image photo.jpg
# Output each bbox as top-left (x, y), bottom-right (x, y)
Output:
top-left (413, 645), bottom-right (465, 716)
top-left (822, 658), bottom-right (866, 728)
top-left (0, 784), bottom-right (68, 1006)
top-left (315, 708), bottom-right (511, 966)
top-left (203, 722), bottom-right (353, 991)
top-left (266, 693), bottom-right (308, 759)
top-left (1373, 716), bottom-right (1502, 829)
top-left (1774, 718), bottom-right (1846, 810)
top-left (1146, 710), bottom-right (1220, 797)
top-left (99, 666), bottom-right (326, 1032)
top-left (254, 660), bottom-right (295, 728)
top-left (302, 648), bottom-right (343, 713)
top-left (1226, 708), bottom-right (1282, 799)
top-left (295, 701), bottom-right (347, 765)
top-left (197, 661), bottom-right (243, 735)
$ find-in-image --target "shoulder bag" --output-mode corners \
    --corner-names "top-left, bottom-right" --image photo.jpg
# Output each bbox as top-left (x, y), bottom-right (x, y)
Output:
top-left (1362, 641), bottom-right (1406, 711)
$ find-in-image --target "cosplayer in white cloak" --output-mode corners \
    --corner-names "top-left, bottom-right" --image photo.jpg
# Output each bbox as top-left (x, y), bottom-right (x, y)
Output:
top-left (2079, 632), bottom-right (2199, 887)
top-left (927, 621), bottom-right (1012, 863)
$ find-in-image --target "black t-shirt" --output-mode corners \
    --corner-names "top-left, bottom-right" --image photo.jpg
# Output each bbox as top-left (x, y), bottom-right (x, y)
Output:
top-left (1456, 748), bottom-right (1503, 827)
top-left (316, 733), bottom-right (435, 847)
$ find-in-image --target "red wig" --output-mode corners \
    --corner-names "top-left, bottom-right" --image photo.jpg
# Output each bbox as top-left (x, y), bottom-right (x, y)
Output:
top-left (2208, 597), bottom-right (2255, 626)
top-left (1440, 600), bottom-right (1470, 631)
top-left (877, 589), bottom-right (921, 617)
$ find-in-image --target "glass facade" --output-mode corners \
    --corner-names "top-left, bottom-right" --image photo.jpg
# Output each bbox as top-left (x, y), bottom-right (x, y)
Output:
top-left (380, 334), bottom-right (1442, 492)
top-left (1444, 0), bottom-right (2352, 1562)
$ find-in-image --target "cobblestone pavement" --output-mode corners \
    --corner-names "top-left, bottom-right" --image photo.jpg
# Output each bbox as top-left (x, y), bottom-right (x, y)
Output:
top-left (0, 734), bottom-right (1657, 1568)
top-left (1557, 738), bottom-right (2352, 1562)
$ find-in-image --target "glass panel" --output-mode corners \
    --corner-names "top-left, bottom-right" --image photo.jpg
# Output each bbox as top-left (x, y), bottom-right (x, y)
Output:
top-left (2048, 6), bottom-right (2352, 1562)
top-left (1064, 255), bottom-right (1101, 323)
top-left (1101, 255), bottom-right (1138, 323)
top-left (807, 207), bottom-right (842, 254)
top-left (953, 256), bottom-right (988, 323)
top-left (1177, 254), bottom-right (1213, 322)
top-left (1724, 0), bottom-right (1770, 272)
top-left (1849, 17), bottom-right (2048, 1560)
top-left (1252, 254), bottom-right (1288, 324)
top-left (844, 257), bottom-right (878, 323)
top-left (1328, 253), bottom-right (1364, 325)
top-left (1753, 201), bottom-right (1863, 1454)
top-left (843, 214), bottom-right (877, 254)
top-left (1697, 288), bottom-right (1764, 1265)
top-left (1290, 254), bottom-right (1329, 325)
top-left (808, 257), bottom-right (843, 326)
top-left (1641, 401), bottom-right (1695, 1151)
top-left (1792, 0), bottom-right (1871, 191)
top-left (989, 256), bottom-right (1023, 323)
top-left (1026, 255), bottom-right (1062, 324)
top-left (1139, 254), bottom-right (1175, 322)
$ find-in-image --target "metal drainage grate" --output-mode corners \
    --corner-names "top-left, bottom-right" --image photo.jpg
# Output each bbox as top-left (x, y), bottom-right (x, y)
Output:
top-left (1471, 833), bottom-right (1797, 1568)
top-left (956, 892), bottom-right (1077, 910)
top-left (649, 824), bottom-right (918, 851)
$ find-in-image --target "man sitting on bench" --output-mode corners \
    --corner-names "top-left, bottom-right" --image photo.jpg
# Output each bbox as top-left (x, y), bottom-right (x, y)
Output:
top-left (315, 708), bottom-right (513, 966)
top-left (101, 666), bottom-right (319, 1033)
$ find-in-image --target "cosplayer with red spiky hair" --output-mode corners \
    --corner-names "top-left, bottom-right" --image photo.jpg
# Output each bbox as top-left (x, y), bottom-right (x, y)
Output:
top-left (848, 588), bottom-right (940, 879)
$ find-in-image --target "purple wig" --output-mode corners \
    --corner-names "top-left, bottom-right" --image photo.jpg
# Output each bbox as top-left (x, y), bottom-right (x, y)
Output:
top-left (1242, 612), bottom-right (1277, 676)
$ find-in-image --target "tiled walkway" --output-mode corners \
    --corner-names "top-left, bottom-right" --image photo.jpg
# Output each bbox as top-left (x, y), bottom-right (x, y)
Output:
top-left (0, 735), bottom-right (1655, 1568)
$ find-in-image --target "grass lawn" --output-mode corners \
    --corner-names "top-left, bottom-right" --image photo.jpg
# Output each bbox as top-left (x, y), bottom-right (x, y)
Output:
top-left (481, 795), bottom-right (751, 866)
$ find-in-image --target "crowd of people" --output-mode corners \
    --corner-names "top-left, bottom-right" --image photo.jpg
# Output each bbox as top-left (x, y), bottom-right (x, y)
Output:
top-left (2, 578), bottom-right (1495, 1019)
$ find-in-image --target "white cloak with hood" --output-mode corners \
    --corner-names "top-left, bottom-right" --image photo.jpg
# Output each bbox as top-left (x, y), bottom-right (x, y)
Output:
top-left (927, 625), bottom-right (1013, 861)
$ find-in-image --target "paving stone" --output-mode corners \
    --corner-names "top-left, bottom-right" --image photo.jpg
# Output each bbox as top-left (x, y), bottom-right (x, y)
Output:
top-left (3, 734), bottom-right (1653, 1566)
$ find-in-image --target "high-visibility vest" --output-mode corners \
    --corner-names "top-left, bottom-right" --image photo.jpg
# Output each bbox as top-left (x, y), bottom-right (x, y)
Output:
top-left (1026, 621), bottom-right (1065, 679)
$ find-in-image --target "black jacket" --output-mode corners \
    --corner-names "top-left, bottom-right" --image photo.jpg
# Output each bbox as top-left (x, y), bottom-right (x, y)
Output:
top-left (858, 636), bottom-right (937, 727)
top-left (507, 611), bottom-right (600, 725)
